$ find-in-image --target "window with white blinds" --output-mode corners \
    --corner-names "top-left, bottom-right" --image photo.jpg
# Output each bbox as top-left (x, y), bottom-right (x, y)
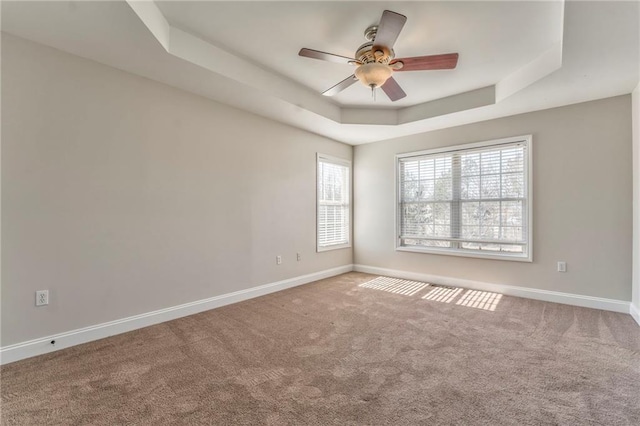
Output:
top-left (397, 136), bottom-right (532, 261)
top-left (317, 154), bottom-right (351, 251)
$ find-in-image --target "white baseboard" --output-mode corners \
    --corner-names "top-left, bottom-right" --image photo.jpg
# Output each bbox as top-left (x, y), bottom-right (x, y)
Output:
top-left (354, 264), bottom-right (631, 314)
top-left (631, 303), bottom-right (640, 326)
top-left (3, 263), bottom-right (635, 365)
top-left (0, 265), bottom-right (353, 365)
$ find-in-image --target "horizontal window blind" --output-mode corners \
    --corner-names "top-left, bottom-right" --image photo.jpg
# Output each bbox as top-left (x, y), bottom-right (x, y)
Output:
top-left (398, 138), bottom-right (530, 259)
top-left (317, 155), bottom-right (350, 250)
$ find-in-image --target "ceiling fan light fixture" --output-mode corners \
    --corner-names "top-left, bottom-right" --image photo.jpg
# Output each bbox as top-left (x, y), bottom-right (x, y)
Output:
top-left (354, 62), bottom-right (392, 89)
top-left (299, 10), bottom-right (457, 102)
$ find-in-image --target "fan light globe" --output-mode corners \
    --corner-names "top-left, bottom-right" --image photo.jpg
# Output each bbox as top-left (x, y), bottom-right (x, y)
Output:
top-left (354, 63), bottom-right (392, 88)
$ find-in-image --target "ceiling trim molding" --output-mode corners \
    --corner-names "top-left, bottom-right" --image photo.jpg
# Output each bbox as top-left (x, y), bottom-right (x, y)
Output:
top-left (125, 0), bottom-right (170, 51)
top-left (168, 26), bottom-right (343, 123)
top-left (497, 0), bottom-right (565, 102)
top-left (496, 42), bottom-right (563, 102)
top-left (398, 86), bottom-right (496, 125)
top-left (127, 0), bottom-right (341, 123)
top-left (125, 0), bottom-right (568, 141)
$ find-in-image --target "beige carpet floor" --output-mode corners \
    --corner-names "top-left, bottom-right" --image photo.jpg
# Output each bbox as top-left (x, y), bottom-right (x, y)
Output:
top-left (1, 272), bottom-right (640, 425)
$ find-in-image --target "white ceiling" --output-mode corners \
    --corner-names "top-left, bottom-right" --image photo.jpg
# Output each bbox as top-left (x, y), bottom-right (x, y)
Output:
top-left (2, 1), bottom-right (639, 145)
top-left (156, 1), bottom-right (562, 107)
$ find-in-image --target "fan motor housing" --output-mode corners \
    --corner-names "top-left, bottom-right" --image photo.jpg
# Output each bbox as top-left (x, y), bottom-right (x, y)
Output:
top-left (355, 42), bottom-right (395, 64)
top-left (356, 24), bottom-right (395, 64)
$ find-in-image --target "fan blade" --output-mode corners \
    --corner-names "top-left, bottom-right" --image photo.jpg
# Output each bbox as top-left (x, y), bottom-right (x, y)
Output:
top-left (322, 75), bottom-right (357, 96)
top-left (381, 77), bottom-right (407, 102)
top-left (373, 10), bottom-right (407, 49)
top-left (299, 48), bottom-right (355, 64)
top-left (391, 53), bottom-right (459, 71)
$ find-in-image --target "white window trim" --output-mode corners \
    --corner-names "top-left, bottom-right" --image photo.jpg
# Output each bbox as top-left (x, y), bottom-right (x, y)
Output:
top-left (317, 153), bottom-right (352, 252)
top-left (395, 135), bottom-right (533, 262)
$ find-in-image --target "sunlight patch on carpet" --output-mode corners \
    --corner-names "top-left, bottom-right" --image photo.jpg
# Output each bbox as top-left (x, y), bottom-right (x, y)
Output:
top-left (422, 286), bottom-right (463, 303)
top-left (456, 290), bottom-right (502, 311)
top-left (358, 277), bottom-right (429, 296)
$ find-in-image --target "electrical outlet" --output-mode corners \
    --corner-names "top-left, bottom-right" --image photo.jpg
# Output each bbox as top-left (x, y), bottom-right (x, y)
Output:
top-left (297, 253), bottom-right (301, 262)
top-left (36, 290), bottom-right (49, 306)
top-left (276, 255), bottom-right (282, 265)
top-left (557, 261), bottom-right (567, 272)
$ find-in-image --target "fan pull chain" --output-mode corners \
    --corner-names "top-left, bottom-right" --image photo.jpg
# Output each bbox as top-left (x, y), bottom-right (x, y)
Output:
top-left (371, 85), bottom-right (376, 101)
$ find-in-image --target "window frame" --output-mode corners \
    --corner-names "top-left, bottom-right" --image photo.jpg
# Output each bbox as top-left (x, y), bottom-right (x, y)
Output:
top-left (395, 135), bottom-right (533, 262)
top-left (317, 153), bottom-right (352, 252)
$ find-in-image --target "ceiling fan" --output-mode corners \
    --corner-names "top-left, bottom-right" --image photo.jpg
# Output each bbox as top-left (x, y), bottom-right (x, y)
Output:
top-left (299, 10), bottom-right (459, 102)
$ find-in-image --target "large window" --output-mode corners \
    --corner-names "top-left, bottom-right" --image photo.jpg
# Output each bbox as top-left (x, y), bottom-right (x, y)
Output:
top-left (317, 154), bottom-right (351, 251)
top-left (397, 136), bottom-right (531, 261)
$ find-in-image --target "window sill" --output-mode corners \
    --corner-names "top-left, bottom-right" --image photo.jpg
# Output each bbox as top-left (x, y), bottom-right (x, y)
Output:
top-left (317, 243), bottom-right (352, 253)
top-left (396, 246), bottom-right (532, 262)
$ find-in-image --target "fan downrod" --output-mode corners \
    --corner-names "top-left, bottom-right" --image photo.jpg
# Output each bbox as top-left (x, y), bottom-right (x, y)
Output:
top-left (364, 25), bottom-right (378, 41)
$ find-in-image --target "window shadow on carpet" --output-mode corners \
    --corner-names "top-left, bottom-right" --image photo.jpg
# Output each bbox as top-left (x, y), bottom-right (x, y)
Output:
top-left (422, 286), bottom-right (462, 303)
top-left (456, 289), bottom-right (503, 311)
top-left (359, 277), bottom-right (503, 311)
top-left (357, 276), bottom-right (428, 296)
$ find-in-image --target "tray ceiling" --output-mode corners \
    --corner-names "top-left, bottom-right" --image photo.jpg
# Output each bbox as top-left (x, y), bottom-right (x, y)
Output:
top-left (2, 1), bottom-right (638, 144)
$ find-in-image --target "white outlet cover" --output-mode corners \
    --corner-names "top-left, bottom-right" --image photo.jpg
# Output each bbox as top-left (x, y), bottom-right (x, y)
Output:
top-left (36, 290), bottom-right (49, 306)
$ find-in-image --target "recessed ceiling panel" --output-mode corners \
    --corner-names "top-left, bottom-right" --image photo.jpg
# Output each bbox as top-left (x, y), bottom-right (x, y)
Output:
top-left (2, 0), bottom-right (638, 144)
top-left (157, 1), bottom-right (564, 107)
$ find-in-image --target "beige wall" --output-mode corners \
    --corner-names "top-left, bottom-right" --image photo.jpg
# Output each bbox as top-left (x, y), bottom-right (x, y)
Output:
top-left (354, 96), bottom-right (632, 301)
top-left (633, 83), bottom-right (640, 313)
top-left (1, 35), bottom-right (352, 346)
